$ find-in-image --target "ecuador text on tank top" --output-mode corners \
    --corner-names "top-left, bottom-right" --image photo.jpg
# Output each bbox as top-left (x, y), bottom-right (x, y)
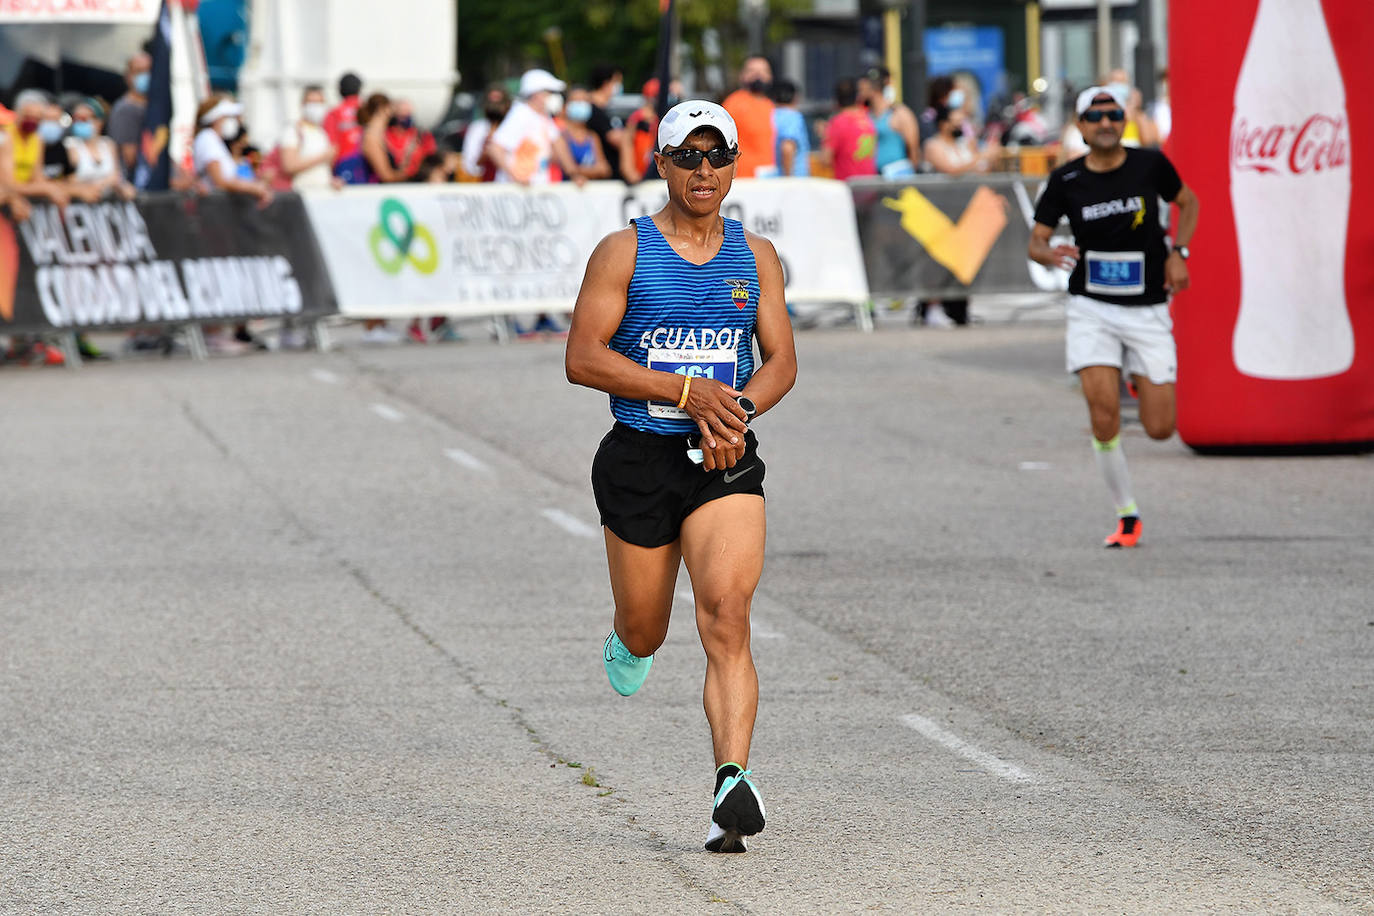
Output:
top-left (609, 215), bottom-right (760, 435)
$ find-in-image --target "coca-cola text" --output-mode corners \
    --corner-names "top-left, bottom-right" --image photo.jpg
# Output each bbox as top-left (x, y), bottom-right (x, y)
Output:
top-left (1231, 114), bottom-right (1349, 174)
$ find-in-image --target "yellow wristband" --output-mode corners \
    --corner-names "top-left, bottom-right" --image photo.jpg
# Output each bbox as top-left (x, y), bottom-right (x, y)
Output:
top-left (676, 374), bottom-right (691, 409)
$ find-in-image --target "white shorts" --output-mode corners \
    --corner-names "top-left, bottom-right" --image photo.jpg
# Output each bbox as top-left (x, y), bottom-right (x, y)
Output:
top-left (1065, 295), bottom-right (1177, 384)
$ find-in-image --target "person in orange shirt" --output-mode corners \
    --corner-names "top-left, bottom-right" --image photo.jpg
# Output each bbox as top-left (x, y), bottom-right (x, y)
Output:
top-left (721, 56), bottom-right (777, 178)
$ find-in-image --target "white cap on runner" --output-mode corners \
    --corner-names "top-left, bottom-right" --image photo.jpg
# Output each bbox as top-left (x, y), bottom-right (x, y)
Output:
top-left (657, 100), bottom-right (739, 151)
top-left (1075, 84), bottom-right (1128, 117)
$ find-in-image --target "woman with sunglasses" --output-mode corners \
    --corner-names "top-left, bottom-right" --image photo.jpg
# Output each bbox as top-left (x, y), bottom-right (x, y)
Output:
top-left (565, 100), bottom-right (796, 854)
top-left (1028, 85), bottom-right (1200, 549)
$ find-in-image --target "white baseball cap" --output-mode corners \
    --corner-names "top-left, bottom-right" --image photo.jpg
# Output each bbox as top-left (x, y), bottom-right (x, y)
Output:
top-left (200, 98), bottom-right (243, 125)
top-left (657, 100), bottom-right (738, 151)
top-left (1075, 84), bottom-right (1128, 118)
top-left (518, 68), bottom-right (566, 97)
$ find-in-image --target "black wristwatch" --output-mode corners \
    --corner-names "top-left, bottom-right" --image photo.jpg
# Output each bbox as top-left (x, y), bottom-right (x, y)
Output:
top-left (736, 396), bottom-right (757, 422)
top-left (1174, 245), bottom-right (1190, 260)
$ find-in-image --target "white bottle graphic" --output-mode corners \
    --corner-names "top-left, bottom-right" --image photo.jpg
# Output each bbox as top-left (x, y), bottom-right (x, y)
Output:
top-left (1230, 0), bottom-right (1354, 379)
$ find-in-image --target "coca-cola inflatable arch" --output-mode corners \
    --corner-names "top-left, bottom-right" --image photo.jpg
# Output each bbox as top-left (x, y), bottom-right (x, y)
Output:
top-left (1170, 0), bottom-right (1374, 449)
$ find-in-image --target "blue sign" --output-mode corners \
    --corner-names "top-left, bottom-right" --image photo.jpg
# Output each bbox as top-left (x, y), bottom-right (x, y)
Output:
top-left (923, 26), bottom-right (1006, 117)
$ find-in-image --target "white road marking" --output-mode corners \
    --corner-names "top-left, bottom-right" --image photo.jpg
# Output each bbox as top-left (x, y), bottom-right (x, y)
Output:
top-left (370, 403), bottom-right (405, 423)
top-left (310, 368), bottom-right (340, 384)
top-left (541, 508), bottom-right (599, 539)
top-left (900, 714), bottom-right (1038, 784)
top-left (1018, 461), bottom-right (1053, 471)
top-left (443, 448), bottom-right (489, 473)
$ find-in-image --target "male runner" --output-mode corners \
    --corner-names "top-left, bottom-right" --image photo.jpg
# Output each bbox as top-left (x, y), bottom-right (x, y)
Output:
top-left (565, 100), bottom-right (796, 852)
top-left (1029, 85), bottom-right (1199, 547)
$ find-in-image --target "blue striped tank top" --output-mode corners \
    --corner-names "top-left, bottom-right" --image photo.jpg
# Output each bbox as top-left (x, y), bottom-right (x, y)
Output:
top-left (608, 216), bottom-right (759, 435)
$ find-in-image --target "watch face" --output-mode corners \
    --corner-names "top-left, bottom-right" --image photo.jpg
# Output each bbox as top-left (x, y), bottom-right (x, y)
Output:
top-left (737, 396), bottom-right (756, 418)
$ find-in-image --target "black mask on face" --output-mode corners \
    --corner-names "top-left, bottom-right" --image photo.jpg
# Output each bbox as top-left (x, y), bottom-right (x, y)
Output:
top-left (746, 79), bottom-right (771, 95)
top-left (483, 107), bottom-right (506, 123)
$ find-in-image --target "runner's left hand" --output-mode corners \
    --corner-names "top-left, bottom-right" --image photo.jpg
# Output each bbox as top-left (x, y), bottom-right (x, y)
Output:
top-left (700, 432), bottom-right (747, 472)
top-left (1164, 252), bottom-right (1190, 293)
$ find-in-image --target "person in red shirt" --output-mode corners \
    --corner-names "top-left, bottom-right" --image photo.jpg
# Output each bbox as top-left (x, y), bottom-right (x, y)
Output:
top-left (383, 98), bottom-right (437, 181)
top-left (822, 77), bottom-right (877, 180)
top-left (721, 56), bottom-right (777, 178)
top-left (322, 72), bottom-right (363, 175)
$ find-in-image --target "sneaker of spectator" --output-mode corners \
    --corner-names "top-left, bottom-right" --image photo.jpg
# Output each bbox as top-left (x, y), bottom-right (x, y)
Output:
top-left (361, 324), bottom-right (403, 345)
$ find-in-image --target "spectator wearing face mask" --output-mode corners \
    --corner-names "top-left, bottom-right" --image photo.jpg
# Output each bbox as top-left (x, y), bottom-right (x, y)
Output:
top-left (487, 69), bottom-right (584, 186)
top-left (770, 78), bottom-right (810, 177)
top-left (63, 98), bottom-right (135, 203)
top-left (722, 56), bottom-right (778, 177)
top-left (859, 66), bottom-right (920, 178)
top-left (918, 75), bottom-right (959, 146)
top-left (384, 98), bottom-right (437, 181)
top-left (460, 85), bottom-right (510, 181)
top-left (5, 90), bottom-right (70, 207)
top-left (276, 85), bottom-right (338, 190)
top-left (561, 87), bottom-right (611, 181)
top-left (107, 52), bottom-right (151, 178)
top-left (38, 98), bottom-right (76, 187)
top-left (192, 94), bottom-right (270, 203)
top-left (584, 63), bottom-right (625, 181)
top-left (619, 78), bottom-right (681, 184)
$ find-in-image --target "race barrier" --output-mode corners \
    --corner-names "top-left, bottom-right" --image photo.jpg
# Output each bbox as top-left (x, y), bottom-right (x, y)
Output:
top-left (299, 178), bottom-right (870, 322)
top-left (0, 176), bottom-right (1069, 352)
top-left (849, 175), bottom-right (1071, 300)
top-left (0, 193), bottom-right (338, 339)
top-left (1171, 0), bottom-right (1374, 448)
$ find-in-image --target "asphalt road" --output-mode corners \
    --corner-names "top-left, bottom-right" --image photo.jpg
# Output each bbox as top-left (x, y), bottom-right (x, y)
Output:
top-left (2, 320), bottom-right (1370, 914)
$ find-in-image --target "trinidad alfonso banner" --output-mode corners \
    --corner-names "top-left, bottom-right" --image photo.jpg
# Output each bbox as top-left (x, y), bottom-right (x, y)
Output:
top-left (1170, 0), bottom-right (1374, 449)
top-left (0, 193), bottom-right (337, 333)
top-left (301, 179), bottom-right (869, 318)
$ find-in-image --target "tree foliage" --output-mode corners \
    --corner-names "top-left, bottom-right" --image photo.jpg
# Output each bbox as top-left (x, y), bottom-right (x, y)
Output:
top-left (458, 0), bottom-right (809, 96)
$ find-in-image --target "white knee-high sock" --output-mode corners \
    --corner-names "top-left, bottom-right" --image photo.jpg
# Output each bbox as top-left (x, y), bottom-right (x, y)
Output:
top-left (1092, 435), bottom-right (1139, 517)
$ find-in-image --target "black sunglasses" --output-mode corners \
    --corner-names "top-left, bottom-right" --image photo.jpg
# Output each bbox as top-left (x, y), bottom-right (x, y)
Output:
top-left (1081, 108), bottom-right (1125, 123)
top-left (660, 146), bottom-right (739, 170)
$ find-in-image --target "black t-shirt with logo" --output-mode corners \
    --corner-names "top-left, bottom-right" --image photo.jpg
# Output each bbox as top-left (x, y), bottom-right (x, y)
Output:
top-left (1033, 147), bottom-right (1183, 306)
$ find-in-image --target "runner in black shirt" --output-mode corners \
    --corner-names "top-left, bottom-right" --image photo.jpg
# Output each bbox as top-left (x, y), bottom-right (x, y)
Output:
top-left (1029, 85), bottom-right (1199, 548)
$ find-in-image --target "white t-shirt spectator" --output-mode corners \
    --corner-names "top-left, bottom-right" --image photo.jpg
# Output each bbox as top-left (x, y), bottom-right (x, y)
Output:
top-left (490, 99), bottom-right (561, 184)
top-left (279, 120), bottom-right (333, 190)
top-left (192, 127), bottom-right (237, 191)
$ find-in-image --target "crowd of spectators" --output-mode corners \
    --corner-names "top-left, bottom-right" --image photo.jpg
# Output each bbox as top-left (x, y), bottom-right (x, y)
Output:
top-left (0, 51), bottom-right (1172, 359)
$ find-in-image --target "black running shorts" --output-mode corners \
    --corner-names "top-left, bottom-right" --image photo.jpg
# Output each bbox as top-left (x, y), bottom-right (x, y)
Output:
top-left (591, 422), bottom-right (766, 548)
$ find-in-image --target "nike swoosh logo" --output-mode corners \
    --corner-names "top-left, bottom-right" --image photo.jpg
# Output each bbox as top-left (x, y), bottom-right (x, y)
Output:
top-left (722, 465), bottom-right (756, 484)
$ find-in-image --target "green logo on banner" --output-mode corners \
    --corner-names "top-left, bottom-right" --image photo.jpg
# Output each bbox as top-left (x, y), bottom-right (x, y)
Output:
top-left (370, 198), bottom-right (439, 275)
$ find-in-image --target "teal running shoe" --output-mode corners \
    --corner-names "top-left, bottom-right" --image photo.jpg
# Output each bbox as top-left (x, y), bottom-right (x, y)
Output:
top-left (705, 765), bottom-right (766, 853)
top-left (603, 632), bottom-right (652, 697)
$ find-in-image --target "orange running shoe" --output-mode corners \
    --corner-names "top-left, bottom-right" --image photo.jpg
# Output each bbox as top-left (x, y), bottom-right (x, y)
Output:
top-left (1104, 515), bottom-right (1142, 548)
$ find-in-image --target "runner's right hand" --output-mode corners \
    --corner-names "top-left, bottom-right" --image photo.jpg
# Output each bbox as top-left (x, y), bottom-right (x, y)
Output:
top-left (1050, 243), bottom-right (1080, 271)
top-left (684, 379), bottom-right (749, 450)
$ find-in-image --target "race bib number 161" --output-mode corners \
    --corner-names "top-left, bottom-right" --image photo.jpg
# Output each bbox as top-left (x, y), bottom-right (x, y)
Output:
top-left (647, 347), bottom-right (738, 419)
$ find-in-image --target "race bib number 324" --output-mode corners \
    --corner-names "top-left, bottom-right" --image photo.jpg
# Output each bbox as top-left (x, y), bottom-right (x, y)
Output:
top-left (647, 347), bottom-right (738, 419)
